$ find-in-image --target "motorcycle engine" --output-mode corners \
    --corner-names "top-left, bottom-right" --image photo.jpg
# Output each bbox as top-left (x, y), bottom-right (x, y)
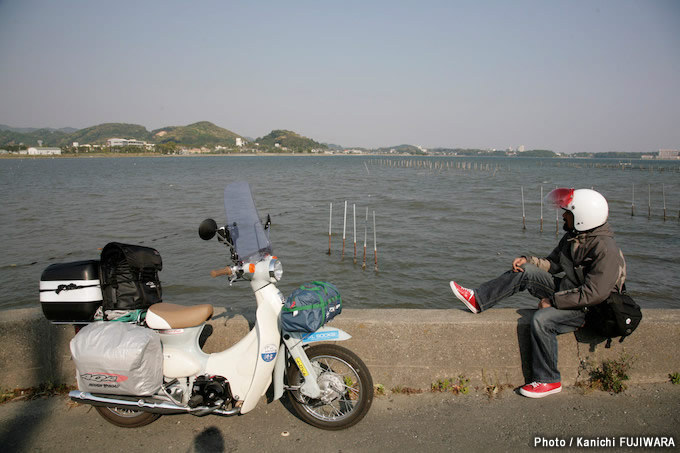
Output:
top-left (188, 375), bottom-right (231, 408)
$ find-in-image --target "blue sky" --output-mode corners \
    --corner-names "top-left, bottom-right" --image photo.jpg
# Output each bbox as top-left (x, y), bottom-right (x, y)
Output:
top-left (1, 0), bottom-right (678, 153)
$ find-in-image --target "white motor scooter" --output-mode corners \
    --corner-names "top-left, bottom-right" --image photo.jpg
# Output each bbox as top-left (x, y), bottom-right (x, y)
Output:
top-left (69, 182), bottom-right (373, 430)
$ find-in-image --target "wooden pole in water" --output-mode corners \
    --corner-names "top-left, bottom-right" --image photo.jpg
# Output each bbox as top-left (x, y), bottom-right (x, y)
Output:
top-left (373, 211), bottom-right (378, 272)
top-left (662, 184), bottom-right (667, 221)
top-left (631, 184), bottom-right (635, 216)
top-left (327, 202), bottom-right (332, 255)
top-left (353, 203), bottom-right (357, 263)
top-left (362, 207), bottom-right (367, 270)
top-left (342, 201), bottom-right (347, 259)
top-left (540, 186), bottom-right (544, 232)
top-left (521, 186), bottom-right (527, 230)
top-left (555, 187), bottom-right (559, 236)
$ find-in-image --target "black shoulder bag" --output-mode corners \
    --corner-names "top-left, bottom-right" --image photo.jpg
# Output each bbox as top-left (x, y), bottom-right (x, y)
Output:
top-left (585, 284), bottom-right (642, 348)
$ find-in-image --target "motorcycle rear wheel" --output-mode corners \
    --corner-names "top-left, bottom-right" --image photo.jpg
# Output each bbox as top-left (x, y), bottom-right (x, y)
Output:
top-left (287, 344), bottom-right (373, 430)
top-left (94, 406), bottom-right (161, 428)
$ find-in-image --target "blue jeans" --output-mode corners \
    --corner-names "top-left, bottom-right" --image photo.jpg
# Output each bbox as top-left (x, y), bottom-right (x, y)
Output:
top-left (474, 264), bottom-right (585, 383)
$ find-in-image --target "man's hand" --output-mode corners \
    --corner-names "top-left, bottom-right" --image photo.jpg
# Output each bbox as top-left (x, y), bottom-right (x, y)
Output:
top-left (538, 298), bottom-right (552, 309)
top-left (512, 256), bottom-right (527, 272)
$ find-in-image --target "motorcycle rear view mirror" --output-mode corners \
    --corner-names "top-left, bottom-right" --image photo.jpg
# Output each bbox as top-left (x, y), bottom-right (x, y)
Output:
top-left (199, 218), bottom-right (218, 240)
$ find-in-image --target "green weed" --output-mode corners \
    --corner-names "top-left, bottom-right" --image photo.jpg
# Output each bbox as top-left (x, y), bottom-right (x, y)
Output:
top-left (431, 375), bottom-right (470, 395)
top-left (480, 369), bottom-right (512, 398)
top-left (0, 383), bottom-right (75, 405)
top-left (669, 373), bottom-right (680, 385)
top-left (582, 354), bottom-right (635, 394)
top-left (390, 385), bottom-right (423, 395)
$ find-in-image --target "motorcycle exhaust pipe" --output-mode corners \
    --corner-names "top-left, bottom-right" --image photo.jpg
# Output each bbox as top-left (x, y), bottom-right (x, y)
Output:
top-left (69, 391), bottom-right (241, 416)
top-left (69, 390), bottom-right (189, 415)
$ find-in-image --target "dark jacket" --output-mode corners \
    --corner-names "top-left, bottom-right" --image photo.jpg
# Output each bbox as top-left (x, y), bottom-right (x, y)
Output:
top-left (527, 222), bottom-right (626, 310)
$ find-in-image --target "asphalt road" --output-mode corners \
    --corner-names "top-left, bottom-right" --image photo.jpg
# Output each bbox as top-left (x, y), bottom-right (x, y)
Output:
top-left (1, 384), bottom-right (679, 452)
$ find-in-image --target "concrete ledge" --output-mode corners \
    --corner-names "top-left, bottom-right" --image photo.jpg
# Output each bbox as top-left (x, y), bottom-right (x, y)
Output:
top-left (1, 308), bottom-right (678, 390)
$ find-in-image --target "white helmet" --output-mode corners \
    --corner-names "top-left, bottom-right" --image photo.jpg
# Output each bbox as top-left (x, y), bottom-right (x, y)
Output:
top-left (546, 188), bottom-right (609, 231)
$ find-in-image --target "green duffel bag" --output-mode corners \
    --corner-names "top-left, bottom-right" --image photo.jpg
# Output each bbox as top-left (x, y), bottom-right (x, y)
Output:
top-left (281, 281), bottom-right (342, 332)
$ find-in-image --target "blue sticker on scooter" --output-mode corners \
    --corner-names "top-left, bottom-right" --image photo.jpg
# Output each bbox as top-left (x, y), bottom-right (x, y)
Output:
top-left (303, 330), bottom-right (340, 343)
top-left (261, 344), bottom-right (277, 362)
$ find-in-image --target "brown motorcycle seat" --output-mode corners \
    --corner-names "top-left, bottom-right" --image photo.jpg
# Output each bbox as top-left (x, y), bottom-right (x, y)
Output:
top-left (147, 302), bottom-right (214, 329)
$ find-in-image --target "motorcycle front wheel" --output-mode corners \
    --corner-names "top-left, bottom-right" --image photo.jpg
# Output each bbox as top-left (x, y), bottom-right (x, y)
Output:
top-left (94, 406), bottom-right (161, 428)
top-left (286, 344), bottom-right (373, 430)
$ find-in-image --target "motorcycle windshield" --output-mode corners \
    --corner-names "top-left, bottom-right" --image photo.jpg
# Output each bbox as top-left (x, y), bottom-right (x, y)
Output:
top-left (224, 182), bottom-right (272, 263)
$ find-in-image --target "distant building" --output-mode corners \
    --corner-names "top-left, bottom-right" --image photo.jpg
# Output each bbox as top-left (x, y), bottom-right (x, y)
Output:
top-left (658, 149), bottom-right (679, 160)
top-left (518, 145), bottom-right (526, 152)
top-left (27, 147), bottom-right (61, 155)
top-left (107, 138), bottom-right (146, 147)
top-left (180, 147), bottom-right (211, 154)
top-left (235, 138), bottom-right (243, 147)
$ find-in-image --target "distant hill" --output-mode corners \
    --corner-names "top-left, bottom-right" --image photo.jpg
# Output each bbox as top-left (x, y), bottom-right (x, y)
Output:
top-left (517, 149), bottom-right (557, 157)
top-left (429, 148), bottom-right (556, 157)
top-left (571, 151), bottom-right (656, 159)
top-left (372, 144), bottom-right (426, 155)
top-left (0, 121), bottom-right (245, 148)
top-left (0, 128), bottom-right (70, 147)
top-left (255, 130), bottom-right (327, 152)
top-left (0, 125), bottom-right (77, 134)
top-left (152, 121), bottom-right (243, 146)
top-left (66, 123), bottom-right (153, 145)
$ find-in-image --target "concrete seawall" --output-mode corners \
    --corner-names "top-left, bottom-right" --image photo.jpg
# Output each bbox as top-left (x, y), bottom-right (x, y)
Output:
top-left (1, 307), bottom-right (678, 391)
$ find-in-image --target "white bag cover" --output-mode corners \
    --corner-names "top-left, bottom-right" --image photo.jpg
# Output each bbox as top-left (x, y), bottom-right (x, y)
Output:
top-left (70, 321), bottom-right (163, 396)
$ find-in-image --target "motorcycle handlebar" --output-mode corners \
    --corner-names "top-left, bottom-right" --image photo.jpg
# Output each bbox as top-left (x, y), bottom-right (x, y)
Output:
top-left (210, 266), bottom-right (233, 278)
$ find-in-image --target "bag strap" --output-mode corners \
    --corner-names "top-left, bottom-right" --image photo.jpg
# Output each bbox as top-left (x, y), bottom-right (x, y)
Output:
top-left (39, 283), bottom-right (100, 294)
top-left (605, 333), bottom-right (629, 349)
top-left (311, 281), bottom-right (342, 306)
top-left (282, 302), bottom-right (326, 313)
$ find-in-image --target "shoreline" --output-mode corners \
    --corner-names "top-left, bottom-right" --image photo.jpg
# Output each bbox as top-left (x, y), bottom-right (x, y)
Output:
top-left (0, 152), bottom-right (341, 159)
top-left (2, 152), bottom-right (679, 163)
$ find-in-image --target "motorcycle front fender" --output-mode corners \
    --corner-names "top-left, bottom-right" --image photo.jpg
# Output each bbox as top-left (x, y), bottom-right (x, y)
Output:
top-left (300, 326), bottom-right (352, 344)
top-left (273, 343), bottom-right (286, 401)
top-left (272, 327), bottom-right (352, 401)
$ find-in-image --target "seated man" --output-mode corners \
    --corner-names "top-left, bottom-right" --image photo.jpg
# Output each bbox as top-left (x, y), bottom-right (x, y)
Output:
top-left (450, 188), bottom-right (626, 398)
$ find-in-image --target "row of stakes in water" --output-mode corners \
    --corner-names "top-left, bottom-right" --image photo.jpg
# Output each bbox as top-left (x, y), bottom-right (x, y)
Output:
top-left (369, 158), bottom-right (503, 173)
top-left (520, 184), bottom-right (679, 234)
top-left (327, 201), bottom-right (378, 272)
top-left (371, 158), bottom-right (680, 173)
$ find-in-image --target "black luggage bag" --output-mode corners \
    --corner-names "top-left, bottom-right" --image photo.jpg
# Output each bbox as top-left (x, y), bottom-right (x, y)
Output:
top-left (100, 242), bottom-right (163, 312)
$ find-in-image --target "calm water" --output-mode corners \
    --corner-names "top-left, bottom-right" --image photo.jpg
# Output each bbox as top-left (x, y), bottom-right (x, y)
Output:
top-left (1, 155), bottom-right (678, 314)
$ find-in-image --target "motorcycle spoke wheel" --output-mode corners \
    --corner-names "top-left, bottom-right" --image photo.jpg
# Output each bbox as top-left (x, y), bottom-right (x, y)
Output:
top-left (94, 406), bottom-right (161, 428)
top-left (287, 344), bottom-right (373, 430)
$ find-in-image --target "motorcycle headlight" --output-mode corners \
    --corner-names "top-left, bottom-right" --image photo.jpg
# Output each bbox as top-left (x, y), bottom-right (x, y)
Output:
top-left (268, 258), bottom-right (283, 281)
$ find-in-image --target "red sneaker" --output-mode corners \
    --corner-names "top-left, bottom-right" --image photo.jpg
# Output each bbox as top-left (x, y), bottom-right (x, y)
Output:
top-left (519, 382), bottom-right (562, 398)
top-left (450, 281), bottom-right (480, 313)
